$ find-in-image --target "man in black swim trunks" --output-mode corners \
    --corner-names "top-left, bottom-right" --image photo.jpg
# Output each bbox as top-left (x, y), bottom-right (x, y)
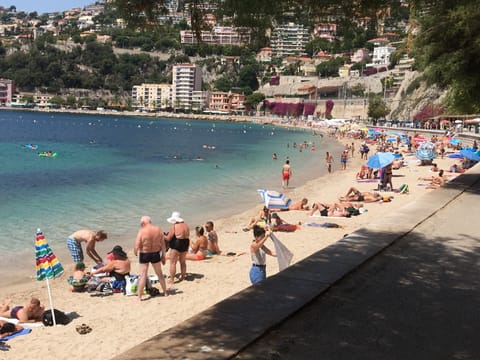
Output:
top-left (134, 216), bottom-right (168, 300)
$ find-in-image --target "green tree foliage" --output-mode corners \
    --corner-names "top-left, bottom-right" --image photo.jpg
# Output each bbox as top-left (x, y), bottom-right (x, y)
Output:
top-left (368, 93), bottom-right (389, 121)
top-left (316, 57), bottom-right (348, 78)
top-left (244, 92), bottom-right (265, 109)
top-left (414, 1), bottom-right (480, 113)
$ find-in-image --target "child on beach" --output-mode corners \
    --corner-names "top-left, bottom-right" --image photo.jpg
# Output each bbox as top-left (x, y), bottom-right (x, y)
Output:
top-left (67, 262), bottom-right (91, 292)
top-left (249, 225), bottom-right (276, 284)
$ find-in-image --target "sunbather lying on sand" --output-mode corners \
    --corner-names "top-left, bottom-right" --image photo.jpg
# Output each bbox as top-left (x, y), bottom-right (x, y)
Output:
top-left (339, 187), bottom-right (382, 203)
top-left (270, 198), bottom-right (309, 212)
top-left (308, 202), bottom-right (357, 217)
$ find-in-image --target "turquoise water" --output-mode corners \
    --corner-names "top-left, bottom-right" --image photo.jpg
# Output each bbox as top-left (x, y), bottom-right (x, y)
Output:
top-left (0, 110), bottom-right (343, 274)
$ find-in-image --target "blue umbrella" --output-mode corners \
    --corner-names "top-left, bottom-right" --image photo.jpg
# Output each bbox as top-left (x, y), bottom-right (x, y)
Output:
top-left (450, 138), bottom-right (461, 145)
top-left (366, 152), bottom-right (395, 169)
top-left (414, 149), bottom-right (437, 161)
top-left (460, 148), bottom-right (480, 162)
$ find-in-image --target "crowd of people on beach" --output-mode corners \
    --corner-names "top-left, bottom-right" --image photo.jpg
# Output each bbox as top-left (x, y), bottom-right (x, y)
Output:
top-left (2, 125), bottom-right (477, 348)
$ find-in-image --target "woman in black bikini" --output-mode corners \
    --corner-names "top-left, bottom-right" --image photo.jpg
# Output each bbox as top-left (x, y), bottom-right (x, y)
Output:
top-left (165, 212), bottom-right (190, 284)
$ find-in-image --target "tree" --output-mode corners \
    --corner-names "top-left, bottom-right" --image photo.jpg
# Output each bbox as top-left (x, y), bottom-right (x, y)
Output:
top-left (414, 1), bottom-right (480, 113)
top-left (244, 92), bottom-right (265, 110)
top-left (214, 76), bottom-right (232, 92)
top-left (368, 94), bottom-right (389, 122)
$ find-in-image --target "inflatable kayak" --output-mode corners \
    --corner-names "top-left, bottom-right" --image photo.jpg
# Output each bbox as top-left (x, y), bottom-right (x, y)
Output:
top-left (22, 144), bottom-right (38, 150)
top-left (38, 152), bottom-right (57, 158)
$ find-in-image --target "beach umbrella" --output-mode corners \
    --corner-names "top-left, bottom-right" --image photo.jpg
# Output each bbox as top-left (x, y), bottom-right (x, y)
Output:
top-left (257, 189), bottom-right (292, 210)
top-left (35, 229), bottom-right (64, 326)
top-left (418, 141), bottom-right (436, 150)
top-left (460, 148), bottom-right (480, 162)
top-left (414, 148), bottom-right (437, 161)
top-left (366, 152), bottom-right (395, 169)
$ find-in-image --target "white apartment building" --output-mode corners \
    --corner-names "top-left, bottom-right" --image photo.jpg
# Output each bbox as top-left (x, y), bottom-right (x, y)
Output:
top-left (371, 45), bottom-right (396, 65)
top-left (270, 23), bottom-right (309, 57)
top-left (132, 83), bottom-right (172, 110)
top-left (180, 26), bottom-right (250, 46)
top-left (172, 64), bottom-right (202, 110)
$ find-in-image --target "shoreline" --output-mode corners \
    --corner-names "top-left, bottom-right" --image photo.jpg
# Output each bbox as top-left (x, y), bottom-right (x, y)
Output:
top-left (2, 120), bottom-right (476, 359)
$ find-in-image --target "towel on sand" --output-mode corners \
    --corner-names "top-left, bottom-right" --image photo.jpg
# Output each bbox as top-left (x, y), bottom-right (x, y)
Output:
top-left (0, 328), bottom-right (31, 341)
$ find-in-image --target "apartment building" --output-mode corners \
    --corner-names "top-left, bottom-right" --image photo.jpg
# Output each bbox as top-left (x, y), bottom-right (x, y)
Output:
top-left (207, 91), bottom-right (246, 114)
top-left (132, 83), bottom-right (172, 110)
top-left (172, 64), bottom-right (202, 110)
top-left (270, 23), bottom-right (309, 57)
top-left (180, 26), bottom-right (250, 46)
top-left (0, 79), bottom-right (14, 105)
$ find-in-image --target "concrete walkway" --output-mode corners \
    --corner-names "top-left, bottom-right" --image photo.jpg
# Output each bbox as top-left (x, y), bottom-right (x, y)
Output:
top-left (113, 164), bottom-right (480, 360)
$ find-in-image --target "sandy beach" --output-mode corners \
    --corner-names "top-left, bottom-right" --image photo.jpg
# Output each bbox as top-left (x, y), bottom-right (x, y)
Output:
top-left (0, 130), bottom-right (466, 359)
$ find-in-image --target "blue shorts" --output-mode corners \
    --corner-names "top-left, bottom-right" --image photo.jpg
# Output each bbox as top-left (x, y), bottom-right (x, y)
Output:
top-left (249, 264), bottom-right (266, 284)
top-left (67, 236), bottom-right (83, 263)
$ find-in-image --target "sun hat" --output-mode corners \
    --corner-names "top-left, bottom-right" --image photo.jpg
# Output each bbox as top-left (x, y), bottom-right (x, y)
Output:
top-left (167, 211), bottom-right (184, 224)
top-left (140, 215), bottom-right (151, 225)
top-left (108, 245), bottom-right (127, 258)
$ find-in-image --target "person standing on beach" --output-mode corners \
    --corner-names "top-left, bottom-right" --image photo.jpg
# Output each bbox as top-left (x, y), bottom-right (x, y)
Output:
top-left (66, 230), bottom-right (107, 265)
top-left (250, 225), bottom-right (276, 284)
top-left (325, 152), bottom-right (334, 173)
top-left (205, 221), bottom-right (221, 255)
top-left (340, 150), bottom-right (348, 170)
top-left (165, 212), bottom-right (190, 284)
top-left (134, 216), bottom-right (168, 299)
top-left (282, 160), bottom-right (292, 188)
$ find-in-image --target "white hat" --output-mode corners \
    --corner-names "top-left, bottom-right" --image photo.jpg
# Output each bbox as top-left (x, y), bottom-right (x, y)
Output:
top-left (167, 211), bottom-right (184, 224)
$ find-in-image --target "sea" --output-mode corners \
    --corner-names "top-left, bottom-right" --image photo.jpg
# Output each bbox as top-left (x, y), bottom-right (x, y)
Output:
top-left (0, 110), bottom-right (343, 282)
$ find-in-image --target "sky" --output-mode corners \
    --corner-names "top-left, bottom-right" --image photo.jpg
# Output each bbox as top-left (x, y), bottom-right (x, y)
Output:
top-left (1, 1), bottom-right (93, 14)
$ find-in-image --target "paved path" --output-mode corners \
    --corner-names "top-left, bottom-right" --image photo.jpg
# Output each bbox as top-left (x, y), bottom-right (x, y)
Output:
top-left (234, 170), bottom-right (480, 360)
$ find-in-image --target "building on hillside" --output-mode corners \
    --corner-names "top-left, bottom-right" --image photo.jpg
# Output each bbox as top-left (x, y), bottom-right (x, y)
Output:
top-left (351, 48), bottom-right (370, 63)
top-left (207, 91), bottom-right (246, 114)
top-left (312, 23), bottom-right (337, 42)
top-left (180, 26), bottom-right (250, 46)
top-left (256, 47), bottom-right (272, 63)
top-left (172, 64), bottom-right (202, 110)
top-left (371, 45), bottom-right (396, 65)
top-left (0, 79), bottom-right (14, 105)
top-left (191, 91), bottom-right (208, 111)
top-left (270, 23), bottom-right (309, 57)
top-left (132, 83), bottom-right (172, 110)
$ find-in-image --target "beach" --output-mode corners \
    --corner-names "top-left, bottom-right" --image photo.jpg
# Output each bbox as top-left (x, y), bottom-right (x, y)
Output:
top-left (1, 130), bottom-right (465, 359)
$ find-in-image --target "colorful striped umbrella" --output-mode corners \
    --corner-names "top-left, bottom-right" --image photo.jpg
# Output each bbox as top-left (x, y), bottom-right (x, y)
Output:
top-left (35, 229), bottom-right (64, 326)
top-left (257, 189), bottom-right (292, 210)
top-left (36, 229), bottom-right (64, 280)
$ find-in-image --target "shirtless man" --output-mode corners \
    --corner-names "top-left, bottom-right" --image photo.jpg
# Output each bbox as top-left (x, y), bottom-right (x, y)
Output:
top-left (0, 298), bottom-right (44, 323)
top-left (340, 187), bottom-right (382, 203)
top-left (282, 160), bottom-right (292, 188)
top-left (325, 152), bottom-right (334, 173)
top-left (67, 229), bottom-right (107, 265)
top-left (205, 221), bottom-right (221, 255)
top-left (134, 216), bottom-right (168, 300)
top-left (271, 198), bottom-right (309, 212)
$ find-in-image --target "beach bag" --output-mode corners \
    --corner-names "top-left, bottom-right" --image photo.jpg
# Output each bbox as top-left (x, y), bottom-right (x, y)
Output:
top-left (42, 309), bottom-right (71, 326)
top-left (124, 275), bottom-right (150, 296)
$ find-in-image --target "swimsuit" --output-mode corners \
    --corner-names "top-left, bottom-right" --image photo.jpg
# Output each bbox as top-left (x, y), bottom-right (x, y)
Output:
top-left (10, 306), bottom-right (23, 319)
top-left (320, 208), bottom-right (329, 217)
top-left (205, 249), bottom-right (218, 256)
top-left (169, 238), bottom-right (189, 252)
top-left (67, 275), bottom-right (90, 292)
top-left (282, 171), bottom-right (290, 180)
top-left (67, 236), bottom-right (83, 262)
top-left (139, 251), bottom-right (161, 264)
top-left (358, 195), bottom-right (365, 201)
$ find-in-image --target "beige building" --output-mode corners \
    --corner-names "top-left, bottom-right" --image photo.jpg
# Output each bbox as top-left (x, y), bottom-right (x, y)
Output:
top-left (0, 79), bottom-right (14, 105)
top-left (132, 83), bottom-right (172, 110)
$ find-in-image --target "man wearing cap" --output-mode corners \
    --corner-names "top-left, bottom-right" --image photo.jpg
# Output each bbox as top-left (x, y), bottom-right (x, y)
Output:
top-left (66, 229), bottom-right (107, 265)
top-left (165, 211), bottom-right (190, 284)
top-left (92, 245), bottom-right (131, 291)
top-left (134, 216), bottom-right (168, 299)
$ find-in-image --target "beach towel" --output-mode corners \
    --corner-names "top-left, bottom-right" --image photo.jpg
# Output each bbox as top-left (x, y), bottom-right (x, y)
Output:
top-left (0, 328), bottom-right (31, 341)
top-left (310, 214), bottom-right (348, 219)
top-left (356, 179), bottom-right (379, 183)
top-left (269, 233), bottom-right (293, 271)
top-left (304, 222), bottom-right (342, 228)
top-left (0, 317), bottom-right (43, 328)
